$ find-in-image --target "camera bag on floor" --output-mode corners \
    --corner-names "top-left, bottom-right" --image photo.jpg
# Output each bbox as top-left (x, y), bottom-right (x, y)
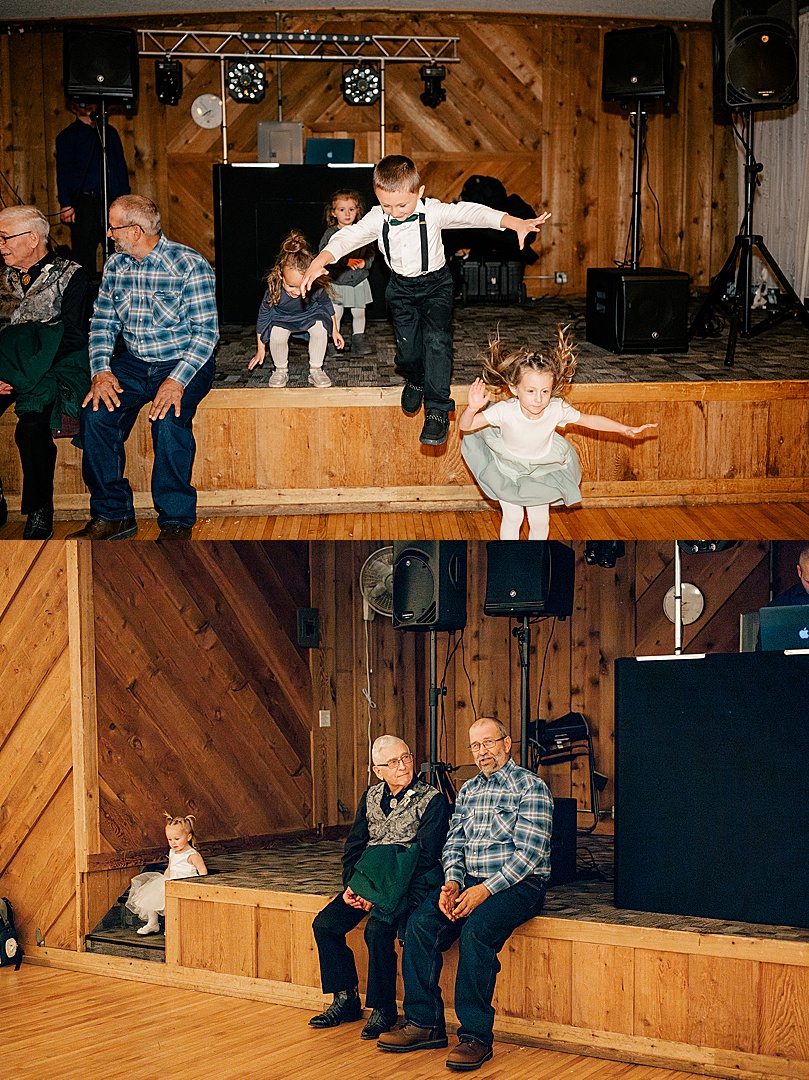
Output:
top-left (0, 898), bottom-right (23, 970)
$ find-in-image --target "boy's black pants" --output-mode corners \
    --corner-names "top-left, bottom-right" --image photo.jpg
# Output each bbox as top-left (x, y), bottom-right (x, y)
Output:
top-left (385, 265), bottom-right (455, 415)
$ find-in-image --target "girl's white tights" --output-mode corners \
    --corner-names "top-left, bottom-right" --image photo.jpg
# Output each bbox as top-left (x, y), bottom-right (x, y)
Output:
top-left (499, 501), bottom-right (550, 541)
top-left (332, 304), bottom-right (366, 335)
top-left (137, 913), bottom-right (159, 935)
top-left (269, 323), bottom-right (329, 369)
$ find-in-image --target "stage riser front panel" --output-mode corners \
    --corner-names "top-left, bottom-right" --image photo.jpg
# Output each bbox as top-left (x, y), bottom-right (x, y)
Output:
top-left (1, 385), bottom-right (807, 513)
top-left (164, 884), bottom-right (809, 1080)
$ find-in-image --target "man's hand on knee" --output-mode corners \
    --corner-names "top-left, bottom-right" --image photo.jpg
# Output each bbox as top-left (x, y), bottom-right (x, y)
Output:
top-left (149, 377), bottom-right (184, 421)
top-left (83, 371), bottom-right (123, 412)
top-left (452, 883), bottom-right (490, 920)
top-left (438, 881), bottom-right (461, 920)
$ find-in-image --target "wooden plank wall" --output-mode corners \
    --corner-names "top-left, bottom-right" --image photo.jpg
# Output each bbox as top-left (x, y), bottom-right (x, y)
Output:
top-left (90, 542), bottom-right (314, 851)
top-left (0, 543), bottom-right (77, 949)
top-left (311, 540), bottom-right (774, 827)
top-left (0, 11), bottom-right (736, 295)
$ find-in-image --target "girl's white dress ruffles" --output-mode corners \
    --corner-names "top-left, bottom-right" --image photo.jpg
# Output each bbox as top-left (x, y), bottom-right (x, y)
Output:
top-left (461, 395), bottom-right (583, 506)
top-left (125, 845), bottom-right (201, 919)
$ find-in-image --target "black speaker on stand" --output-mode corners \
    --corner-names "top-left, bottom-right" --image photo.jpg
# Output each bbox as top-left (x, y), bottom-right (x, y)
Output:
top-left (484, 541), bottom-right (575, 768)
top-left (393, 542), bottom-right (467, 793)
top-left (63, 27), bottom-right (139, 266)
top-left (690, 1), bottom-right (809, 365)
top-left (587, 26), bottom-right (689, 355)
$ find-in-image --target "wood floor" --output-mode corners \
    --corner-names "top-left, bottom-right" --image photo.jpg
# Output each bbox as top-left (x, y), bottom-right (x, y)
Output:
top-left (5, 965), bottom-right (703, 1080)
top-left (2, 502), bottom-right (809, 541)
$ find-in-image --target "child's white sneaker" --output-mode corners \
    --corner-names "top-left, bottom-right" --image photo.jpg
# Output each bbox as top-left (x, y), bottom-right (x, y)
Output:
top-left (308, 368), bottom-right (332, 388)
top-left (267, 369), bottom-right (289, 388)
top-left (137, 917), bottom-right (159, 935)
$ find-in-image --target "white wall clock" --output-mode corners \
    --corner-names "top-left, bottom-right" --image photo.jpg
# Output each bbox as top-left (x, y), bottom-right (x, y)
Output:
top-left (191, 93), bottom-right (223, 129)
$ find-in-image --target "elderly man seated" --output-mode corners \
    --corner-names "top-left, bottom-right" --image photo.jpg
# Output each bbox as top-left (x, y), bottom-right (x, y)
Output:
top-left (309, 734), bottom-right (450, 1040)
top-left (0, 205), bottom-right (90, 538)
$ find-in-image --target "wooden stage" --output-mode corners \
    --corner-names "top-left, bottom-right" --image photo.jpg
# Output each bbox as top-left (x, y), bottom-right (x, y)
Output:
top-left (28, 839), bottom-right (809, 1080)
top-left (1, 380), bottom-right (808, 522)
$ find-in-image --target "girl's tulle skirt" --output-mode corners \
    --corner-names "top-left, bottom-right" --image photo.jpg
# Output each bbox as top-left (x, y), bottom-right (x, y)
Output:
top-left (461, 428), bottom-right (582, 506)
top-left (126, 872), bottom-right (166, 919)
top-left (330, 280), bottom-right (372, 308)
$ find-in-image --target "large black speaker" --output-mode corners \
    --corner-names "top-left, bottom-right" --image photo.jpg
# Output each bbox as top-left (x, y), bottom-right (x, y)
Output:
top-left (392, 542), bottom-right (467, 631)
top-left (63, 27), bottom-right (139, 105)
top-left (602, 26), bottom-right (680, 106)
top-left (585, 267), bottom-right (690, 354)
top-left (484, 541), bottom-right (575, 619)
top-left (548, 797), bottom-right (577, 887)
top-left (713, 0), bottom-right (798, 111)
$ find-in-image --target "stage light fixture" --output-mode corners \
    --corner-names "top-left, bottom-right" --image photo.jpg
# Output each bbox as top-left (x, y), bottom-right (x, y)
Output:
top-left (677, 541), bottom-right (738, 555)
top-left (420, 64), bottom-right (446, 108)
top-left (155, 58), bottom-right (183, 106)
top-left (226, 60), bottom-right (266, 103)
top-left (341, 64), bottom-right (381, 106)
top-left (584, 540), bottom-right (625, 569)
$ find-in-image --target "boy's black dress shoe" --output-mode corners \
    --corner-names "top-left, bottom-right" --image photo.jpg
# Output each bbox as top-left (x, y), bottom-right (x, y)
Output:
top-left (309, 987), bottom-right (363, 1028)
top-left (66, 517), bottom-right (138, 540)
top-left (419, 411), bottom-right (449, 446)
top-left (401, 381), bottom-right (424, 414)
top-left (23, 508), bottom-right (54, 540)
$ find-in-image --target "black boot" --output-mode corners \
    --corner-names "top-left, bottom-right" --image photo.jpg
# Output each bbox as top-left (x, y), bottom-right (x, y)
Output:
top-left (309, 986), bottom-right (363, 1028)
top-left (0, 477), bottom-right (6, 528)
top-left (361, 1004), bottom-right (398, 1040)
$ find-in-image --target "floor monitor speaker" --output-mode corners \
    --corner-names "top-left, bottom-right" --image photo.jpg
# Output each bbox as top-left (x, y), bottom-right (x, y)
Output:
top-left (713, 0), bottom-right (798, 110)
top-left (392, 542), bottom-right (467, 631)
top-left (602, 26), bottom-right (680, 106)
top-left (484, 541), bottom-right (574, 619)
top-left (586, 267), bottom-right (689, 354)
top-left (548, 797), bottom-right (577, 887)
top-left (63, 27), bottom-right (139, 104)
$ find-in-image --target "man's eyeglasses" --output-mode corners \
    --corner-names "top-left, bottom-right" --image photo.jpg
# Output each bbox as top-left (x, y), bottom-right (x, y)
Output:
top-left (0, 231), bottom-right (32, 243)
top-left (107, 223), bottom-right (138, 234)
top-left (469, 737), bottom-right (506, 754)
top-left (374, 753), bottom-right (413, 770)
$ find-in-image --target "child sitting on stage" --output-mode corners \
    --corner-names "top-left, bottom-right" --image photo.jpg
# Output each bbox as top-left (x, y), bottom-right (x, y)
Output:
top-left (319, 189), bottom-right (375, 357)
top-left (126, 812), bottom-right (208, 935)
top-left (250, 231), bottom-right (343, 388)
top-left (300, 155), bottom-right (550, 446)
top-left (459, 326), bottom-right (658, 540)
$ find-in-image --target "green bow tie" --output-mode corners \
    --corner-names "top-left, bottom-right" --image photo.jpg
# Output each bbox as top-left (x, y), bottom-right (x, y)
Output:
top-left (388, 213), bottom-right (419, 226)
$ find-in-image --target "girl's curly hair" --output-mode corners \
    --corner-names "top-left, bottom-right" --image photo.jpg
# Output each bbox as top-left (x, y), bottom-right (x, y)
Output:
top-left (265, 230), bottom-right (330, 306)
top-left (482, 324), bottom-right (577, 399)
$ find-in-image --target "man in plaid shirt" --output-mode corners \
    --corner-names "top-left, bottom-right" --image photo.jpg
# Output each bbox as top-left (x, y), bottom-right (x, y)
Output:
top-left (378, 716), bottom-right (552, 1071)
top-left (69, 195), bottom-right (218, 540)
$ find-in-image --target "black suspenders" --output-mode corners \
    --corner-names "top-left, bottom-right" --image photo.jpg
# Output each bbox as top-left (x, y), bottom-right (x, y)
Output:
top-left (382, 213), bottom-right (429, 274)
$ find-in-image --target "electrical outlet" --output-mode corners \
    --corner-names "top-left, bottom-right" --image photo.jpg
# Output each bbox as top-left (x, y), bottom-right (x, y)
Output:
top-left (319, 710), bottom-right (331, 728)
top-left (554, 271), bottom-right (568, 285)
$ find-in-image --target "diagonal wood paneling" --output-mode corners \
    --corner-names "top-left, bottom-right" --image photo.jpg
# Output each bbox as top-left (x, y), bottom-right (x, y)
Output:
top-left (0, 542), bottom-right (75, 949)
top-left (92, 542), bottom-right (314, 851)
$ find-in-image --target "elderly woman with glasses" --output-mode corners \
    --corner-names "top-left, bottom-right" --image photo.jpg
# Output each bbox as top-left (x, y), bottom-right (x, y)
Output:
top-left (0, 205), bottom-right (90, 538)
top-left (309, 734), bottom-right (450, 1041)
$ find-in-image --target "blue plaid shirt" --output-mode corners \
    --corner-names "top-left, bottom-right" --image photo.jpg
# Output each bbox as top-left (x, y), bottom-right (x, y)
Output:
top-left (442, 757), bottom-right (553, 894)
top-left (89, 235), bottom-right (219, 387)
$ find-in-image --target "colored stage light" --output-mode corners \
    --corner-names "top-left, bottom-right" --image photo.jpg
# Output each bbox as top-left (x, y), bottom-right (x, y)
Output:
top-left (226, 60), bottom-right (266, 103)
top-left (420, 64), bottom-right (446, 108)
top-left (341, 65), bottom-right (381, 106)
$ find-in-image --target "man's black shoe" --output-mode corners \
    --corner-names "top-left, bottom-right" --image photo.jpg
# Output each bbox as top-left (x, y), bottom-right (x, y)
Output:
top-left (361, 1005), bottom-right (398, 1040)
top-left (309, 987), bottom-right (363, 1028)
top-left (158, 523), bottom-right (193, 541)
top-left (419, 411), bottom-right (449, 446)
top-left (401, 381), bottom-right (424, 414)
top-left (0, 476), bottom-right (7, 527)
top-left (23, 507), bottom-right (54, 540)
top-left (66, 517), bottom-right (137, 540)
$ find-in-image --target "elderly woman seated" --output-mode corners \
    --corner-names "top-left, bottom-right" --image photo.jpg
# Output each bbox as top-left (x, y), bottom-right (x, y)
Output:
top-left (309, 735), bottom-right (449, 1040)
top-left (0, 205), bottom-right (91, 538)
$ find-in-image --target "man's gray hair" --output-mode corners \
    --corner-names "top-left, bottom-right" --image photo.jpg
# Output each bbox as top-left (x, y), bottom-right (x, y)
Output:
top-left (372, 734), bottom-right (410, 765)
top-left (111, 194), bottom-right (161, 236)
top-left (0, 205), bottom-right (49, 243)
top-left (469, 717), bottom-right (509, 740)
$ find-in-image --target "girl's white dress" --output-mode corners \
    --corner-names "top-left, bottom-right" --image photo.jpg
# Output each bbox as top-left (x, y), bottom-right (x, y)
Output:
top-left (125, 846), bottom-right (201, 919)
top-left (461, 395), bottom-right (583, 506)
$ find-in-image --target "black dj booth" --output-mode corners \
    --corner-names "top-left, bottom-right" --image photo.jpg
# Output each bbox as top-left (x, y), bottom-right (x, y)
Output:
top-left (213, 163), bottom-right (389, 325)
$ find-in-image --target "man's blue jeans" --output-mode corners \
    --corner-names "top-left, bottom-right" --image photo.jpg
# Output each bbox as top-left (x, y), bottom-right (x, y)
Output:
top-left (402, 875), bottom-right (547, 1047)
top-left (80, 351), bottom-right (214, 528)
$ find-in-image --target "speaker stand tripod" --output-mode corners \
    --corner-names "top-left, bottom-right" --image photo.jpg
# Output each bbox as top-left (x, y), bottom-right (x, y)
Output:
top-left (513, 617), bottom-right (532, 768)
top-left (689, 111), bottom-right (809, 366)
top-left (421, 631), bottom-right (455, 801)
top-left (627, 99), bottom-right (647, 270)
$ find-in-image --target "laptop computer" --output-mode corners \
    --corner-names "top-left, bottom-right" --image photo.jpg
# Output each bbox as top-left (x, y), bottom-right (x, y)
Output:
top-left (758, 605), bottom-right (809, 651)
top-left (304, 138), bottom-right (355, 164)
